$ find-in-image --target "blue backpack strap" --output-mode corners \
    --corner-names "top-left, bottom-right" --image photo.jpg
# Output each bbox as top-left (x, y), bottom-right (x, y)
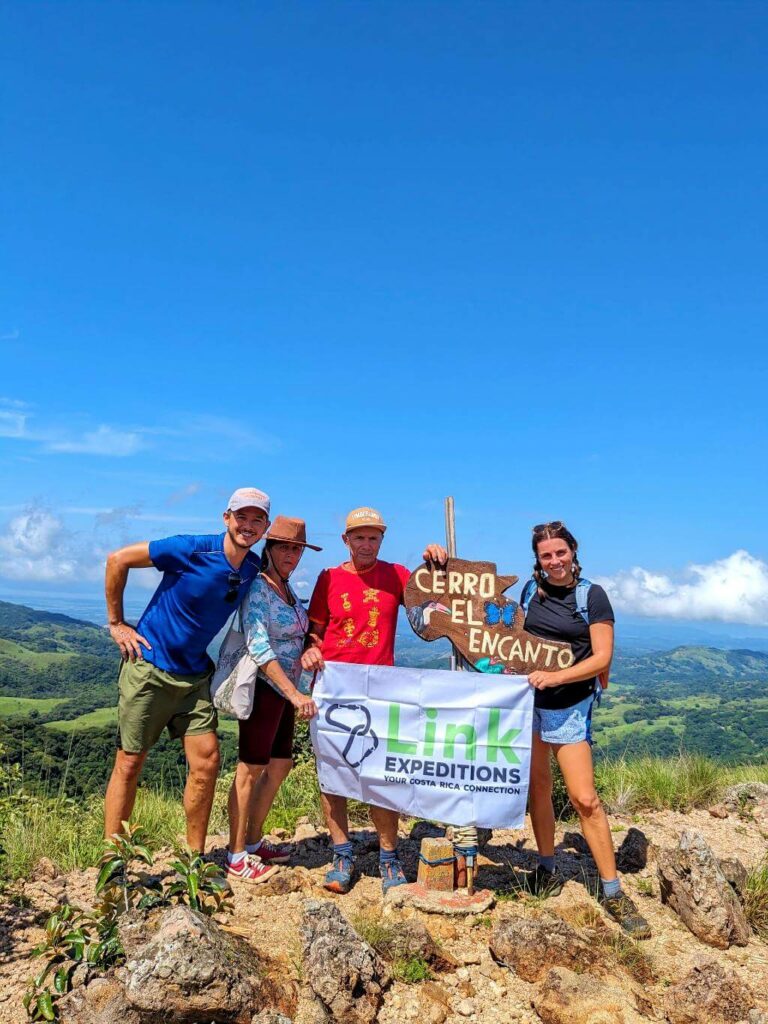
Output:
top-left (520, 579), bottom-right (538, 614)
top-left (575, 577), bottom-right (592, 624)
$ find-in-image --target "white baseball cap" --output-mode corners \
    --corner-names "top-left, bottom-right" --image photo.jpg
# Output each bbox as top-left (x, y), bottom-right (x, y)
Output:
top-left (227, 487), bottom-right (271, 515)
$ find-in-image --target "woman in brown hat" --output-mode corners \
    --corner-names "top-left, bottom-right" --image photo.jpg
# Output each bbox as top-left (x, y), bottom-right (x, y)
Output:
top-left (226, 516), bottom-right (321, 884)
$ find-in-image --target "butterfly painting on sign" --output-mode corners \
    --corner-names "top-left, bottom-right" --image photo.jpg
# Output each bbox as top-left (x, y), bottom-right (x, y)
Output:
top-left (404, 557), bottom-right (574, 674)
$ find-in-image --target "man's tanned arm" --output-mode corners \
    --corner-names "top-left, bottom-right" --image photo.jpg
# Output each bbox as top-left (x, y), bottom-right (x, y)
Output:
top-left (105, 542), bottom-right (154, 661)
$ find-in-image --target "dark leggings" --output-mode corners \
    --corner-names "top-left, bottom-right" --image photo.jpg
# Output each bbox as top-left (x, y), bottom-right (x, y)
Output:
top-left (238, 676), bottom-right (295, 766)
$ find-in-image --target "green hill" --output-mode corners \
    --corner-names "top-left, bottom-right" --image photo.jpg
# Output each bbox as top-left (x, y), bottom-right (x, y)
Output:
top-left (0, 599), bottom-right (116, 701)
top-left (2, 598), bottom-right (768, 786)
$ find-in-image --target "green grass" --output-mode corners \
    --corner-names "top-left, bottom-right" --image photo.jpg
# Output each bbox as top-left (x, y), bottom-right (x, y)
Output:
top-left (0, 695), bottom-right (67, 716)
top-left (744, 859), bottom-right (768, 940)
top-left (594, 753), bottom-right (723, 813)
top-left (393, 957), bottom-right (432, 983)
top-left (47, 707), bottom-right (118, 731)
top-left (0, 759), bottom-right (323, 881)
top-left (2, 751), bottom-right (768, 886)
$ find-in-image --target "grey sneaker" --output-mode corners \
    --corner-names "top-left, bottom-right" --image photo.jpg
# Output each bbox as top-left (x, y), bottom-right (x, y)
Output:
top-left (600, 890), bottom-right (652, 939)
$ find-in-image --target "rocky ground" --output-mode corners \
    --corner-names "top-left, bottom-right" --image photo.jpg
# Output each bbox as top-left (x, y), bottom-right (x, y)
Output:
top-left (2, 787), bottom-right (767, 1024)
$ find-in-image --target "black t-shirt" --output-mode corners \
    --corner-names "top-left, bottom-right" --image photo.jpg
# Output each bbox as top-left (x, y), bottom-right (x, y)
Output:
top-left (522, 579), bottom-right (614, 710)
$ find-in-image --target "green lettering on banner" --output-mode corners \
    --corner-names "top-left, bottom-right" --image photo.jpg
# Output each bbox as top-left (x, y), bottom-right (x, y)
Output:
top-left (443, 723), bottom-right (477, 761)
top-left (386, 704), bottom-right (417, 754)
top-left (487, 708), bottom-right (521, 764)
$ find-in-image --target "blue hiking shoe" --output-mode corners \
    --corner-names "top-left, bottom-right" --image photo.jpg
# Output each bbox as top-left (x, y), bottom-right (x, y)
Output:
top-left (324, 852), bottom-right (355, 894)
top-left (380, 856), bottom-right (408, 894)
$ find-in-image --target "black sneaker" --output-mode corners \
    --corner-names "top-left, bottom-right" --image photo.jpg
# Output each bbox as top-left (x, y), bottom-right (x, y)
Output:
top-left (600, 891), bottom-right (651, 939)
top-left (517, 865), bottom-right (563, 898)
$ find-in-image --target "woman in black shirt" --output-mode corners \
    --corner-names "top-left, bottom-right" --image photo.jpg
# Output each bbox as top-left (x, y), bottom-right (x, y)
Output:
top-left (521, 521), bottom-right (650, 939)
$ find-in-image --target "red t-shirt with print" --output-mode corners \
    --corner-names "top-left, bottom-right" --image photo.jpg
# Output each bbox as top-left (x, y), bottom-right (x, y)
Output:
top-left (308, 561), bottom-right (411, 666)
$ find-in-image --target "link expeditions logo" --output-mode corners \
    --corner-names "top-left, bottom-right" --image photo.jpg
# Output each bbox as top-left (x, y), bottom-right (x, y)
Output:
top-left (325, 703), bottom-right (379, 769)
top-left (325, 699), bottom-right (523, 795)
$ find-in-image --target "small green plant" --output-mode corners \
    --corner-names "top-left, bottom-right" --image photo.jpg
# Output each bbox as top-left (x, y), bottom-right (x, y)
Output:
top-left (22, 822), bottom-right (232, 1021)
top-left (635, 877), bottom-right (655, 898)
top-left (23, 904), bottom-right (122, 1021)
top-left (97, 821), bottom-right (159, 914)
top-left (393, 956), bottom-right (432, 983)
top-left (474, 914), bottom-right (493, 928)
top-left (165, 847), bottom-right (231, 915)
top-left (743, 858), bottom-right (768, 939)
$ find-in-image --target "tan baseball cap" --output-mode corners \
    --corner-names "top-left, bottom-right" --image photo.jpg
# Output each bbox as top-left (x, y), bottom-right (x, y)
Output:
top-left (227, 487), bottom-right (271, 515)
top-left (345, 506), bottom-right (386, 533)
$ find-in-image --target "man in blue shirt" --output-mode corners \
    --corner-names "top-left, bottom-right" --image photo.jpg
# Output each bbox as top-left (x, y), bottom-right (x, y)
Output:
top-left (103, 487), bottom-right (271, 852)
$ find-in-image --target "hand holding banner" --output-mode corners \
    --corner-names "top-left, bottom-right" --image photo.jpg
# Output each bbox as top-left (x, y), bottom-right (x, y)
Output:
top-left (310, 661), bottom-right (533, 829)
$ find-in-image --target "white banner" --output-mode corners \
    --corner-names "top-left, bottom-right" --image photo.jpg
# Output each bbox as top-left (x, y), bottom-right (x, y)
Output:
top-left (310, 662), bottom-right (533, 829)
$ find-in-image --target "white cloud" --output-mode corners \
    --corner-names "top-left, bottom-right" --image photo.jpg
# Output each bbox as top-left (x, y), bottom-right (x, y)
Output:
top-left (597, 550), bottom-right (768, 627)
top-left (45, 425), bottom-right (144, 457)
top-left (0, 510), bottom-right (102, 582)
top-left (166, 482), bottom-right (203, 505)
top-left (0, 410), bottom-right (27, 438)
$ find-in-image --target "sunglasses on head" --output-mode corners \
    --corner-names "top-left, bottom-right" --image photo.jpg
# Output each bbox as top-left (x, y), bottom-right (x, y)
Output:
top-left (224, 571), bottom-right (242, 603)
top-left (532, 521), bottom-right (565, 534)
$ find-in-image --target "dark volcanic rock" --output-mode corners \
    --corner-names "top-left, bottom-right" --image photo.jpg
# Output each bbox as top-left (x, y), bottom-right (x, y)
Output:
top-left (616, 827), bottom-right (650, 873)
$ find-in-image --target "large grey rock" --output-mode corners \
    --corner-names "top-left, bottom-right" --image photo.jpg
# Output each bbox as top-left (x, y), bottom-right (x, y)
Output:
top-left (532, 967), bottom-right (650, 1024)
top-left (664, 960), bottom-right (756, 1024)
top-left (489, 911), bottom-right (599, 983)
top-left (656, 830), bottom-right (750, 949)
top-left (300, 900), bottom-right (391, 1024)
top-left (119, 905), bottom-right (264, 1022)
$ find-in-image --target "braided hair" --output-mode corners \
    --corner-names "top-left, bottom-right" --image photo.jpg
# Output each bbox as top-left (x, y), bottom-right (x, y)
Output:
top-left (531, 521), bottom-right (582, 600)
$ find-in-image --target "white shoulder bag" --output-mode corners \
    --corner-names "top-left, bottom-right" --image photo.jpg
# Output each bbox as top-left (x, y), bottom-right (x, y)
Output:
top-left (210, 604), bottom-right (259, 720)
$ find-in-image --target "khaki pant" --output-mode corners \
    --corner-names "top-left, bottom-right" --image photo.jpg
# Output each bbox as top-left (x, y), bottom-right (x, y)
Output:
top-left (117, 658), bottom-right (217, 754)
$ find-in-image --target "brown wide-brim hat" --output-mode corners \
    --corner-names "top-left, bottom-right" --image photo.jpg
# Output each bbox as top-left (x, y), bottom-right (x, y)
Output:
top-left (266, 515), bottom-right (322, 551)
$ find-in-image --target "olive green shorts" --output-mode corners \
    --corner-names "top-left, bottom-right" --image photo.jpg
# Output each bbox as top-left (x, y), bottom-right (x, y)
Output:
top-left (117, 658), bottom-right (218, 754)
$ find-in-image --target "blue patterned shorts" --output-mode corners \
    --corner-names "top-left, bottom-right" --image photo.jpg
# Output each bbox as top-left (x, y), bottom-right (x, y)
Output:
top-left (533, 689), bottom-right (599, 745)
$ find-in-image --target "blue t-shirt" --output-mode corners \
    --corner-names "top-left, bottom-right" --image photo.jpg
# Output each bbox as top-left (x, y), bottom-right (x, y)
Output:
top-left (137, 533), bottom-right (261, 675)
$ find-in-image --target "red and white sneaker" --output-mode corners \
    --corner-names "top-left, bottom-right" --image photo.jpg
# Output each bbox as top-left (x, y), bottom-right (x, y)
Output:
top-left (252, 839), bottom-right (291, 865)
top-left (225, 854), bottom-right (278, 884)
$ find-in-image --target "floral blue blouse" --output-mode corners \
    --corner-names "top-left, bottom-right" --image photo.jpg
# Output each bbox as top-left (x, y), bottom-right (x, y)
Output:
top-left (241, 574), bottom-right (309, 693)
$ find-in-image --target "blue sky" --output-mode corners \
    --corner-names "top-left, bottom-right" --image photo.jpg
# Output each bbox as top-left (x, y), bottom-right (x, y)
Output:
top-left (1, 2), bottom-right (767, 630)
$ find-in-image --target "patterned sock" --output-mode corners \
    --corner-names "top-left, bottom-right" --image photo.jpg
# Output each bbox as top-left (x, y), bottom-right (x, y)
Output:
top-left (245, 841), bottom-right (262, 855)
top-left (227, 849), bottom-right (247, 865)
top-left (379, 847), bottom-right (398, 864)
top-left (601, 876), bottom-right (621, 898)
top-left (538, 855), bottom-right (556, 873)
top-left (333, 841), bottom-right (354, 860)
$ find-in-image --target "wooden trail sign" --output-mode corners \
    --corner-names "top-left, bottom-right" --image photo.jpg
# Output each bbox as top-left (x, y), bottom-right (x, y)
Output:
top-left (404, 557), bottom-right (574, 675)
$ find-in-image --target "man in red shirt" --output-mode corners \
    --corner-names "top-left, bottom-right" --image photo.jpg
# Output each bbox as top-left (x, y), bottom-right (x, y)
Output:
top-left (302, 506), bottom-right (446, 894)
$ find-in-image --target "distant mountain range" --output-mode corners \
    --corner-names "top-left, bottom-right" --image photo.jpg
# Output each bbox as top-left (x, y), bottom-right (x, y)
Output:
top-left (2, 598), bottom-right (767, 764)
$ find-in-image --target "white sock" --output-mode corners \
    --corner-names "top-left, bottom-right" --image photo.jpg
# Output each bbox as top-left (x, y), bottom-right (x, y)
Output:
top-left (246, 841), bottom-right (262, 855)
top-left (227, 849), bottom-right (247, 864)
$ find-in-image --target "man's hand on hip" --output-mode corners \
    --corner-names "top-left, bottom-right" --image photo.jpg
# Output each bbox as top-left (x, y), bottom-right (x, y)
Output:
top-left (110, 623), bottom-right (152, 661)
